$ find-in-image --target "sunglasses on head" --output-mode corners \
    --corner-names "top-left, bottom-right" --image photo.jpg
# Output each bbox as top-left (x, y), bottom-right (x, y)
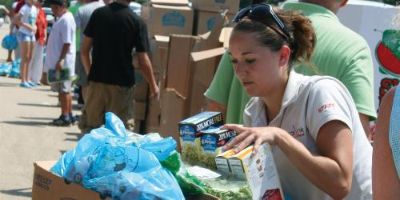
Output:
top-left (233, 3), bottom-right (293, 42)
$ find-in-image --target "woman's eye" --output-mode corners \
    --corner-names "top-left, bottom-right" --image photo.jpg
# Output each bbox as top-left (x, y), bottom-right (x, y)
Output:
top-left (245, 59), bottom-right (255, 64)
top-left (231, 59), bottom-right (238, 64)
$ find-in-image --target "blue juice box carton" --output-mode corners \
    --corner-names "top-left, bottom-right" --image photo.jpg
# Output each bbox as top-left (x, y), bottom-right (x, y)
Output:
top-left (200, 126), bottom-right (236, 169)
top-left (179, 112), bottom-right (223, 165)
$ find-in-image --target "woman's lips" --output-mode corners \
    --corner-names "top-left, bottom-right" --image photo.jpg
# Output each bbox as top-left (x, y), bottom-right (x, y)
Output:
top-left (242, 81), bottom-right (253, 87)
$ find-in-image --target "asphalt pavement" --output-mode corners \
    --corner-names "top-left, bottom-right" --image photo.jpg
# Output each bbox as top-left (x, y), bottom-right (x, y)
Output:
top-left (0, 23), bottom-right (80, 200)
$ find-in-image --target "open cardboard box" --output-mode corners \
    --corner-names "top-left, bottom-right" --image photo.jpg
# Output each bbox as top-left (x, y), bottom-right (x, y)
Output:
top-left (32, 160), bottom-right (220, 200)
top-left (32, 161), bottom-right (105, 200)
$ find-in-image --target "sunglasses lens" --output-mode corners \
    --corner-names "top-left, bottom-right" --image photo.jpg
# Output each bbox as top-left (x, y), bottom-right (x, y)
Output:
top-left (250, 5), bottom-right (270, 19)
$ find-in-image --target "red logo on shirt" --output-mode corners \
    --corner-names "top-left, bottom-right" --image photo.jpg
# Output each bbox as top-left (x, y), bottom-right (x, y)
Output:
top-left (289, 126), bottom-right (305, 138)
top-left (318, 103), bottom-right (335, 113)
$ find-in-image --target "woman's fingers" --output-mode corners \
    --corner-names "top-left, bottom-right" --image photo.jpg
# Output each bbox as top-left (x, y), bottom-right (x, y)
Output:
top-left (252, 137), bottom-right (263, 157)
top-left (234, 130), bottom-right (256, 153)
top-left (224, 128), bottom-right (249, 150)
top-left (223, 124), bottom-right (244, 132)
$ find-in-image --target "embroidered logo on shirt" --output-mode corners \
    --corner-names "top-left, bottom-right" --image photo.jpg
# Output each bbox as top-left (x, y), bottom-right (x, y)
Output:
top-left (318, 103), bottom-right (335, 113)
top-left (289, 126), bottom-right (305, 138)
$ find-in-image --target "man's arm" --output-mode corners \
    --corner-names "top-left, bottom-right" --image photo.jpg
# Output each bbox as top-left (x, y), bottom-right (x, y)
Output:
top-left (55, 43), bottom-right (71, 70)
top-left (136, 52), bottom-right (159, 99)
top-left (80, 35), bottom-right (93, 75)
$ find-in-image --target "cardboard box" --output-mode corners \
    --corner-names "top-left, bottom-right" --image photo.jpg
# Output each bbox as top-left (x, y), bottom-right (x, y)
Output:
top-left (195, 10), bottom-right (234, 35)
top-left (165, 35), bottom-right (200, 98)
top-left (145, 98), bottom-right (161, 132)
top-left (191, 0), bottom-right (240, 14)
top-left (159, 89), bottom-right (188, 149)
top-left (151, 35), bottom-right (170, 79)
top-left (150, 0), bottom-right (189, 6)
top-left (133, 101), bottom-right (147, 121)
top-left (149, 4), bottom-right (194, 36)
top-left (165, 16), bottom-right (225, 98)
top-left (228, 144), bottom-right (284, 200)
top-left (159, 10), bottom-right (226, 141)
top-left (32, 161), bottom-right (103, 200)
top-left (133, 81), bottom-right (149, 102)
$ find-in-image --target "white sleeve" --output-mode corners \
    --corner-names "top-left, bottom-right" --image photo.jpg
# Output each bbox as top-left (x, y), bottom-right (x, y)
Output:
top-left (75, 9), bottom-right (81, 28)
top-left (19, 5), bottom-right (27, 17)
top-left (305, 79), bottom-right (355, 141)
top-left (60, 18), bottom-right (74, 45)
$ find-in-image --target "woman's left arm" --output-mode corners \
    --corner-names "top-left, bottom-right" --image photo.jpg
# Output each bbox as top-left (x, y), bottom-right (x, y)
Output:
top-left (278, 120), bottom-right (353, 200)
top-left (225, 121), bottom-right (353, 200)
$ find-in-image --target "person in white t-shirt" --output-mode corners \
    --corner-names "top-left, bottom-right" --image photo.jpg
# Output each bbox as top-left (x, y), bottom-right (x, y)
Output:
top-left (44, 0), bottom-right (76, 126)
top-left (13, 0), bottom-right (38, 88)
top-left (223, 3), bottom-right (372, 200)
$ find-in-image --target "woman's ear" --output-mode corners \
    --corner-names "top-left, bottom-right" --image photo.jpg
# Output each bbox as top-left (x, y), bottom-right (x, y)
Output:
top-left (339, 0), bottom-right (348, 7)
top-left (279, 45), bottom-right (291, 68)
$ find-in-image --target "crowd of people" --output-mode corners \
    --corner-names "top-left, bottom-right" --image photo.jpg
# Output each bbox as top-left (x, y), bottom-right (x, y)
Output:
top-left (0, 0), bottom-right (159, 129)
top-left (0, 0), bottom-right (398, 199)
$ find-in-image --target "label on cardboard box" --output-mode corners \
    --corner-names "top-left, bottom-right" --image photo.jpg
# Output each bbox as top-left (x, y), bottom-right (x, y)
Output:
top-left (195, 11), bottom-right (234, 35)
top-left (191, 0), bottom-right (240, 13)
top-left (228, 144), bottom-right (284, 200)
top-left (200, 127), bottom-right (236, 152)
top-left (199, 126), bottom-right (236, 169)
top-left (150, 5), bottom-right (193, 36)
top-left (32, 161), bottom-right (102, 200)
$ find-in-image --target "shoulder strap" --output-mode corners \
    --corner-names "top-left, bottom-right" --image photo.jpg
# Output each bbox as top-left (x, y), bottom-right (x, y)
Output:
top-left (389, 86), bottom-right (400, 178)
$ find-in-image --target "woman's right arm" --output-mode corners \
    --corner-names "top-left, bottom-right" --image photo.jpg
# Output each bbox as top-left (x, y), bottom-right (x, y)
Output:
top-left (372, 87), bottom-right (400, 199)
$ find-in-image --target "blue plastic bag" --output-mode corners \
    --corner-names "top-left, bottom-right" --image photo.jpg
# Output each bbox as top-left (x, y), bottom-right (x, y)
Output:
top-left (0, 63), bottom-right (11, 76)
top-left (1, 34), bottom-right (18, 50)
top-left (85, 169), bottom-right (183, 200)
top-left (9, 59), bottom-right (20, 78)
top-left (51, 112), bottom-right (184, 200)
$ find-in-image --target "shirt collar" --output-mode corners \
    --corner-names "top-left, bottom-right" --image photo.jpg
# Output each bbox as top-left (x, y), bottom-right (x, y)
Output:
top-left (282, 1), bottom-right (339, 21)
top-left (244, 71), bottom-right (304, 125)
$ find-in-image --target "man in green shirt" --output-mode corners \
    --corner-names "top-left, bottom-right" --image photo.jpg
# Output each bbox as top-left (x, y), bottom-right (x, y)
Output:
top-left (205, 0), bottom-right (376, 138)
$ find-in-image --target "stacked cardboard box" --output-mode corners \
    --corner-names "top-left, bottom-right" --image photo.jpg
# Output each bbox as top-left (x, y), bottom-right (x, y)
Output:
top-left (191, 0), bottom-right (238, 35)
top-left (159, 13), bottom-right (227, 143)
top-left (146, 0), bottom-right (194, 36)
top-left (134, 0), bottom-right (229, 137)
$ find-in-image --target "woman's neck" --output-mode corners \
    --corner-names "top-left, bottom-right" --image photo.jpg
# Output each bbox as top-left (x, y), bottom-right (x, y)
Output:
top-left (262, 76), bottom-right (288, 122)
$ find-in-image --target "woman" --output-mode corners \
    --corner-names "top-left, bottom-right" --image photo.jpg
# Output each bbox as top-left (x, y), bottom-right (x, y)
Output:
top-left (372, 86), bottom-right (400, 199)
top-left (223, 3), bottom-right (372, 199)
top-left (28, 0), bottom-right (47, 86)
top-left (13, 0), bottom-right (38, 88)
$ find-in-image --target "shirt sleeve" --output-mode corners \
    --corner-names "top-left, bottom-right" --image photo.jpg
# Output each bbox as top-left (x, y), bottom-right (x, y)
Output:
top-left (339, 39), bottom-right (377, 119)
top-left (75, 9), bottom-right (81, 28)
top-left (204, 51), bottom-right (234, 105)
top-left (134, 17), bottom-right (149, 52)
top-left (19, 5), bottom-right (27, 17)
top-left (84, 10), bottom-right (96, 38)
top-left (306, 79), bottom-right (355, 141)
top-left (60, 17), bottom-right (74, 45)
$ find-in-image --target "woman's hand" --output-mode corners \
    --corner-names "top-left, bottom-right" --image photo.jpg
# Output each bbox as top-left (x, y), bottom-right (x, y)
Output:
top-left (223, 124), bottom-right (283, 155)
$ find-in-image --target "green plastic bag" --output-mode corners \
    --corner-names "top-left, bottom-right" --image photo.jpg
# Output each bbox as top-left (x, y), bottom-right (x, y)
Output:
top-left (161, 152), bottom-right (208, 196)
